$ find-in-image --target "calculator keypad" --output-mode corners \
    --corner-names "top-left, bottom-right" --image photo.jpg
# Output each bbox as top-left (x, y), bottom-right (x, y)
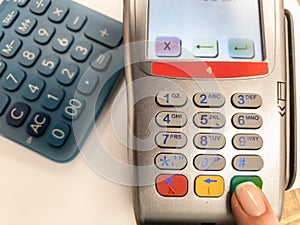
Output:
top-left (155, 91), bottom-right (264, 198)
top-left (0, 0), bottom-right (123, 162)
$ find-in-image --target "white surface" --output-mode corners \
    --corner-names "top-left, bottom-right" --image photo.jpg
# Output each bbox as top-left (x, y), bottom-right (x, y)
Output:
top-left (0, 1), bottom-right (299, 225)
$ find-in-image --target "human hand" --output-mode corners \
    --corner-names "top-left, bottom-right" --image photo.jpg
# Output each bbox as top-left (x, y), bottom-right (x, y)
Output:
top-left (231, 182), bottom-right (280, 225)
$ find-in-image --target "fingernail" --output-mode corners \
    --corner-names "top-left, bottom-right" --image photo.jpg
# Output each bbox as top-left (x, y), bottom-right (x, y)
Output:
top-left (235, 182), bottom-right (267, 217)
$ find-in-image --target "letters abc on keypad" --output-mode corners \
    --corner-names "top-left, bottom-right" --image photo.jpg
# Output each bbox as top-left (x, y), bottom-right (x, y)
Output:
top-left (0, 0), bottom-right (123, 162)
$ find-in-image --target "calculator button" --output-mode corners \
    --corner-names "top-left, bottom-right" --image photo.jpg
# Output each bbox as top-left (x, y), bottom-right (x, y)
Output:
top-left (15, 16), bottom-right (37, 36)
top-left (194, 112), bottom-right (226, 128)
top-left (26, 112), bottom-right (51, 137)
top-left (1, 69), bottom-right (26, 91)
top-left (194, 133), bottom-right (226, 150)
top-left (192, 39), bottom-right (218, 58)
top-left (156, 91), bottom-right (187, 107)
top-left (0, 37), bottom-right (22, 58)
top-left (232, 113), bottom-right (263, 129)
top-left (155, 132), bottom-right (187, 149)
top-left (71, 41), bottom-right (93, 62)
top-left (232, 134), bottom-right (263, 150)
top-left (38, 55), bottom-right (60, 76)
top-left (22, 78), bottom-right (45, 101)
top-left (17, 0), bottom-right (30, 7)
top-left (156, 174), bottom-right (188, 197)
top-left (233, 155), bottom-right (264, 171)
top-left (19, 46), bottom-right (41, 67)
top-left (229, 39), bottom-right (254, 59)
top-left (66, 14), bottom-right (87, 32)
top-left (232, 93), bottom-right (262, 109)
top-left (77, 70), bottom-right (99, 95)
top-left (194, 155), bottom-right (225, 171)
top-left (0, 93), bottom-right (10, 116)
top-left (34, 26), bottom-right (55, 45)
top-left (195, 175), bottom-right (224, 197)
top-left (42, 88), bottom-right (65, 110)
top-left (48, 4), bottom-right (69, 23)
top-left (156, 111), bottom-right (187, 128)
top-left (1, 9), bottom-right (19, 28)
top-left (6, 102), bottom-right (30, 127)
top-left (0, 61), bottom-right (7, 76)
top-left (52, 33), bottom-right (74, 53)
top-left (194, 92), bottom-right (225, 108)
top-left (91, 52), bottom-right (112, 71)
top-left (84, 15), bottom-right (123, 48)
top-left (155, 36), bottom-right (181, 57)
top-left (230, 176), bottom-right (263, 193)
top-left (30, 0), bottom-right (51, 15)
top-left (47, 122), bottom-right (70, 147)
top-left (57, 64), bottom-right (79, 86)
top-left (62, 97), bottom-right (85, 120)
top-left (155, 153), bottom-right (187, 170)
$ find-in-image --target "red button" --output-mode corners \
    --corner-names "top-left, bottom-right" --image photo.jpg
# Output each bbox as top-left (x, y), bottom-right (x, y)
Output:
top-left (156, 174), bottom-right (188, 197)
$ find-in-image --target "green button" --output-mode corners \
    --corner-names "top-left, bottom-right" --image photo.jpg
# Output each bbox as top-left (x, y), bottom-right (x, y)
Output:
top-left (230, 176), bottom-right (263, 193)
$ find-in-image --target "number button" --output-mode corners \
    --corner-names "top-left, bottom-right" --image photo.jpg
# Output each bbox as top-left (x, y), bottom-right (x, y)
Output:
top-left (34, 26), bottom-right (56, 45)
top-left (6, 102), bottom-right (30, 127)
top-left (0, 61), bottom-right (7, 76)
top-left (232, 93), bottom-right (262, 109)
top-left (30, 0), bottom-right (51, 15)
top-left (232, 134), bottom-right (263, 150)
top-left (155, 132), bottom-right (187, 149)
top-left (77, 70), bottom-right (99, 95)
top-left (194, 133), bottom-right (226, 150)
top-left (232, 155), bottom-right (264, 171)
top-left (194, 155), bottom-right (226, 171)
top-left (48, 4), bottom-right (69, 23)
top-left (194, 92), bottom-right (225, 108)
top-left (156, 91), bottom-right (187, 107)
top-left (19, 46), bottom-right (41, 67)
top-left (71, 41), bottom-right (93, 62)
top-left (62, 98), bottom-right (85, 120)
top-left (0, 37), bottom-right (22, 58)
top-left (232, 113), bottom-right (263, 129)
top-left (155, 153), bottom-right (187, 170)
top-left (38, 55), bottom-right (60, 76)
top-left (0, 93), bottom-right (10, 116)
top-left (1, 9), bottom-right (19, 28)
top-left (57, 64), bottom-right (79, 86)
top-left (15, 16), bottom-right (37, 36)
top-left (42, 88), bottom-right (65, 110)
top-left (193, 112), bottom-right (226, 128)
top-left (52, 33), bottom-right (74, 53)
top-left (66, 14), bottom-right (87, 32)
top-left (22, 78), bottom-right (45, 101)
top-left (156, 111), bottom-right (187, 128)
top-left (1, 69), bottom-right (26, 91)
top-left (26, 112), bottom-right (51, 137)
top-left (47, 122), bottom-right (70, 147)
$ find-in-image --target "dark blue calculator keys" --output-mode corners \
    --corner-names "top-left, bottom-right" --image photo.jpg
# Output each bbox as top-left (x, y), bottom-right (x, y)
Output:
top-left (84, 15), bottom-right (123, 48)
top-left (48, 4), bottom-right (69, 23)
top-left (34, 26), bottom-right (56, 45)
top-left (57, 64), bottom-right (79, 86)
top-left (17, 0), bottom-right (30, 7)
top-left (0, 61), bottom-right (7, 76)
top-left (6, 102), bottom-right (31, 127)
top-left (1, 69), bottom-right (26, 91)
top-left (27, 112), bottom-right (51, 137)
top-left (38, 55), bottom-right (60, 76)
top-left (47, 122), bottom-right (70, 147)
top-left (22, 78), bottom-right (45, 101)
top-left (67, 14), bottom-right (87, 32)
top-left (0, 93), bottom-right (10, 116)
top-left (52, 33), bottom-right (74, 53)
top-left (71, 41), bottom-right (93, 62)
top-left (0, 37), bottom-right (22, 58)
top-left (91, 52), bottom-right (112, 71)
top-left (62, 97), bottom-right (85, 120)
top-left (19, 46), bottom-right (41, 67)
top-left (77, 70), bottom-right (99, 95)
top-left (42, 88), bottom-right (65, 110)
top-left (1, 9), bottom-right (19, 28)
top-left (15, 16), bottom-right (37, 36)
top-left (30, 0), bottom-right (51, 15)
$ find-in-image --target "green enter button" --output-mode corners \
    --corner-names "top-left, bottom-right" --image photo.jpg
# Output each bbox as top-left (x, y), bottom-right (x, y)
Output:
top-left (230, 176), bottom-right (263, 193)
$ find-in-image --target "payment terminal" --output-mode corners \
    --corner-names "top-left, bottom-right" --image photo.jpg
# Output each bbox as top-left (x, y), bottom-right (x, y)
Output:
top-left (124, 0), bottom-right (296, 224)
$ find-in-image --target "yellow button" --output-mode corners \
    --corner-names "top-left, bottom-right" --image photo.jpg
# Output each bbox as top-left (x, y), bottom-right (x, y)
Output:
top-left (195, 175), bottom-right (224, 197)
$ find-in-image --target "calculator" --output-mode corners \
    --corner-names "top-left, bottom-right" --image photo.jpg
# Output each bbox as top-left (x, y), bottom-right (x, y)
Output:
top-left (124, 0), bottom-right (297, 224)
top-left (0, 0), bottom-right (123, 162)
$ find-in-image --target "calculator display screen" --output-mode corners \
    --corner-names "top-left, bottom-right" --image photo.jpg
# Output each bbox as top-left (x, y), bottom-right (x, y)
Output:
top-left (148, 0), bottom-right (264, 62)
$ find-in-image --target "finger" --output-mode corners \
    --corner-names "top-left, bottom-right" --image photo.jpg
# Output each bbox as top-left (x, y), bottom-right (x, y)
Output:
top-left (231, 182), bottom-right (280, 225)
